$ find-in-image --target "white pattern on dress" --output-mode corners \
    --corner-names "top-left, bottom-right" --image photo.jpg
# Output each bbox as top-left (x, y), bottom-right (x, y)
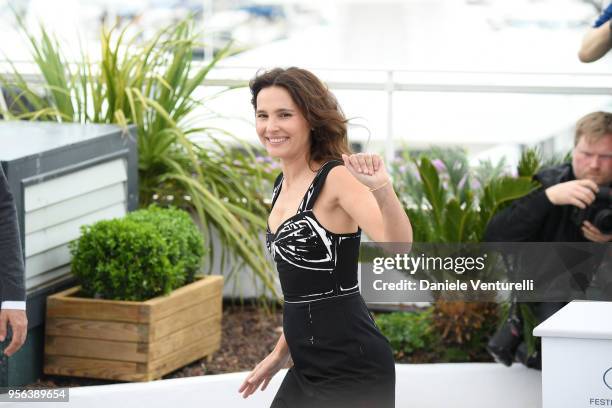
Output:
top-left (266, 161), bottom-right (361, 303)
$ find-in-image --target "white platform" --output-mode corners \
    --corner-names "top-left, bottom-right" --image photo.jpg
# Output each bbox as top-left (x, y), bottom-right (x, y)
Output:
top-left (3, 363), bottom-right (541, 407)
top-left (534, 301), bottom-right (612, 408)
top-left (534, 300), bottom-right (612, 340)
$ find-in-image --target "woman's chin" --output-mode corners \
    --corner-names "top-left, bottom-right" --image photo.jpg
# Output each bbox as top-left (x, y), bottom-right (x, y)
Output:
top-left (265, 146), bottom-right (286, 159)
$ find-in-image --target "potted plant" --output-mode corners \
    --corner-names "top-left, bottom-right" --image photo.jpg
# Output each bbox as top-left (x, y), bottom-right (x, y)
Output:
top-left (44, 206), bottom-right (223, 381)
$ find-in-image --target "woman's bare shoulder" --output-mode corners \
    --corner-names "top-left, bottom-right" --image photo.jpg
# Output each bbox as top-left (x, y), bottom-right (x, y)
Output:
top-left (326, 164), bottom-right (363, 195)
top-left (327, 163), bottom-right (350, 181)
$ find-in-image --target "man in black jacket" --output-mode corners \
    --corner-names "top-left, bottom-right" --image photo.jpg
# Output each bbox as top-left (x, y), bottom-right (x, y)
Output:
top-left (486, 112), bottom-right (612, 243)
top-left (485, 111), bottom-right (612, 367)
top-left (0, 165), bottom-right (28, 357)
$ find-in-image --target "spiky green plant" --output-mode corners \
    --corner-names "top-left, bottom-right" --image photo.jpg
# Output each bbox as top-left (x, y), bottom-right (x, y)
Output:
top-left (395, 149), bottom-right (539, 244)
top-left (0, 16), bottom-right (280, 298)
top-left (390, 148), bottom-right (541, 350)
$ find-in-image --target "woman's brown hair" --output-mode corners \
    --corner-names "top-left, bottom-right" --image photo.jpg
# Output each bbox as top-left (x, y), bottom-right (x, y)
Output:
top-left (249, 67), bottom-right (352, 169)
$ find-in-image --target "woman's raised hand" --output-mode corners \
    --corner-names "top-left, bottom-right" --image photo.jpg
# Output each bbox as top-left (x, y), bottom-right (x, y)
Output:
top-left (238, 349), bottom-right (291, 399)
top-left (341, 153), bottom-right (390, 191)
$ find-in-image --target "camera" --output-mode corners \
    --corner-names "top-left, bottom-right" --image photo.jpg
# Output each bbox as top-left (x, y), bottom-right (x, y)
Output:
top-left (515, 342), bottom-right (541, 370)
top-left (572, 186), bottom-right (612, 234)
top-left (486, 308), bottom-right (522, 367)
top-left (487, 307), bottom-right (542, 369)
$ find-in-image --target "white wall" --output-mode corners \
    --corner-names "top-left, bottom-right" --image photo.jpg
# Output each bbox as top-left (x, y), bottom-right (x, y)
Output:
top-left (2, 363), bottom-right (542, 408)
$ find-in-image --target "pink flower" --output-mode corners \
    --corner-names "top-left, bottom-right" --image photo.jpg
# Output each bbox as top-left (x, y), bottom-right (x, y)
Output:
top-left (458, 174), bottom-right (468, 190)
top-left (432, 159), bottom-right (446, 173)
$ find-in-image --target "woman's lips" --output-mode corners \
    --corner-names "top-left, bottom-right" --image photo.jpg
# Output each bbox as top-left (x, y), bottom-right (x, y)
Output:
top-left (266, 137), bottom-right (288, 145)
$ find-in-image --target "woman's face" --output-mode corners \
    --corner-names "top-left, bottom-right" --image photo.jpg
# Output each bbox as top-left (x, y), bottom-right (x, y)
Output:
top-left (255, 86), bottom-right (311, 160)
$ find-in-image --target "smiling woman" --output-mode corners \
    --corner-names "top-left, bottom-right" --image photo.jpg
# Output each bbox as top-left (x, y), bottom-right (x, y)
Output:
top-left (237, 67), bottom-right (412, 408)
top-left (255, 86), bottom-right (312, 162)
top-left (249, 67), bottom-right (351, 172)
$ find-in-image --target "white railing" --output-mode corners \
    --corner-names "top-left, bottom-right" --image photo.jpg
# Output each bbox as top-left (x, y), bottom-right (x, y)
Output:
top-left (203, 65), bottom-right (612, 163)
top-left (3, 61), bottom-right (612, 164)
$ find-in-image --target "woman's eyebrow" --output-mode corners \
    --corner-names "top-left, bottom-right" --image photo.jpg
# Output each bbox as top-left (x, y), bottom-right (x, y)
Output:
top-left (256, 108), bottom-right (295, 114)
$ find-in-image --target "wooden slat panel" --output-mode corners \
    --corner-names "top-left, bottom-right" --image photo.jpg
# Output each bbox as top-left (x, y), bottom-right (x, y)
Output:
top-left (25, 159), bottom-right (127, 212)
top-left (149, 315), bottom-right (221, 361)
top-left (25, 243), bottom-right (70, 279)
top-left (25, 264), bottom-right (71, 291)
top-left (45, 317), bottom-right (147, 342)
top-left (47, 287), bottom-right (149, 323)
top-left (147, 276), bottom-right (223, 321)
top-left (150, 294), bottom-right (221, 342)
top-left (45, 335), bottom-right (148, 363)
top-left (26, 183), bottom-right (126, 234)
top-left (148, 331), bottom-right (221, 380)
top-left (44, 355), bottom-right (147, 382)
top-left (25, 202), bottom-right (126, 257)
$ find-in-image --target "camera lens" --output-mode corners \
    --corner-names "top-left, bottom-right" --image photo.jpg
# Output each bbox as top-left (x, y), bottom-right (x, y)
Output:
top-left (594, 209), bottom-right (612, 235)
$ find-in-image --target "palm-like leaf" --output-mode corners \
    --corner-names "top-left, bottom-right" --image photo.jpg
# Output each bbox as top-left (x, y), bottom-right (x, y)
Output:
top-left (0, 16), bottom-right (279, 298)
top-left (477, 176), bottom-right (538, 241)
top-left (417, 157), bottom-right (445, 229)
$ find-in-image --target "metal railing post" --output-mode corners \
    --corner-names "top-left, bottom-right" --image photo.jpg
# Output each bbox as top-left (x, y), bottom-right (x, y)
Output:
top-left (386, 70), bottom-right (394, 165)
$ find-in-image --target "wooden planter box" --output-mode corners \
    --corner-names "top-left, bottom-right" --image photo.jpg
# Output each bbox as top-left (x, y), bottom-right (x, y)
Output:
top-left (44, 275), bottom-right (223, 382)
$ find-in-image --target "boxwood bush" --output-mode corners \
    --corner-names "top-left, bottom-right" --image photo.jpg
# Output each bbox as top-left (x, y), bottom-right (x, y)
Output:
top-left (127, 206), bottom-right (204, 283)
top-left (70, 206), bottom-right (205, 301)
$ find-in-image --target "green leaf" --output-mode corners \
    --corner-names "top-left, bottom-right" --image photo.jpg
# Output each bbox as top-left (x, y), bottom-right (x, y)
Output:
top-left (416, 157), bottom-right (445, 231)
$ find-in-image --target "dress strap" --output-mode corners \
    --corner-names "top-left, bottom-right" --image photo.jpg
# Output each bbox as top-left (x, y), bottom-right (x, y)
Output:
top-left (270, 172), bottom-right (283, 209)
top-left (299, 160), bottom-right (343, 212)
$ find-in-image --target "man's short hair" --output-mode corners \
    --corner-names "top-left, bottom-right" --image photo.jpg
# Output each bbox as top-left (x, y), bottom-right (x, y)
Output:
top-left (575, 111), bottom-right (612, 145)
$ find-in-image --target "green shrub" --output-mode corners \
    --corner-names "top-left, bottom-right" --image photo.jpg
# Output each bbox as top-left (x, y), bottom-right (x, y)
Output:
top-left (70, 206), bottom-right (204, 301)
top-left (127, 206), bottom-right (204, 283)
top-left (375, 307), bottom-right (497, 363)
top-left (375, 309), bottom-right (436, 357)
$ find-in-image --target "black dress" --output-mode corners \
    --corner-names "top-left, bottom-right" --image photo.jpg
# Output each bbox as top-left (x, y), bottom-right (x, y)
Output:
top-left (266, 160), bottom-right (395, 408)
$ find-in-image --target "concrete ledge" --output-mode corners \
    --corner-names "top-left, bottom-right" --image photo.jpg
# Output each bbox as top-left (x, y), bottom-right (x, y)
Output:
top-left (4, 363), bottom-right (541, 407)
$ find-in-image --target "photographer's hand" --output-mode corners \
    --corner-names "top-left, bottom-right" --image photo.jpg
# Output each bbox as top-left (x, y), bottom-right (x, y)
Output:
top-left (582, 221), bottom-right (612, 242)
top-left (544, 179), bottom-right (599, 209)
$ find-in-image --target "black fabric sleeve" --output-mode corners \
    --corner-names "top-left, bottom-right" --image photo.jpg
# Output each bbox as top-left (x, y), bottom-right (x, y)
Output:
top-left (0, 166), bottom-right (26, 302)
top-left (484, 188), bottom-right (554, 242)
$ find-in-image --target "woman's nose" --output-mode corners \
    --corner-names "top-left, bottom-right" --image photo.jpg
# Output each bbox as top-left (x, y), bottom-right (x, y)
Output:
top-left (266, 118), bottom-right (280, 132)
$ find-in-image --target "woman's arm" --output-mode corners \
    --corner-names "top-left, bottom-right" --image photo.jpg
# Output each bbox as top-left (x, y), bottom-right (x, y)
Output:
top-left (238, 332), bottom-right (291, 398)
top-left (368, 176), bottom-right (413, 242)
top-left (327, 153), bottom-right (412, 243)
top-left (272, 332), bottom-right (290, 359)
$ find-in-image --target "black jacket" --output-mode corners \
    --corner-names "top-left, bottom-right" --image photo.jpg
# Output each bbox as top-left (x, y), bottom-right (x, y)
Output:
top-left (484, 163), bottom-right (586, 242)
top-left (0, 165), bottom-right (25, 302)
top-left (484, 163), bottom-right (611, 300)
